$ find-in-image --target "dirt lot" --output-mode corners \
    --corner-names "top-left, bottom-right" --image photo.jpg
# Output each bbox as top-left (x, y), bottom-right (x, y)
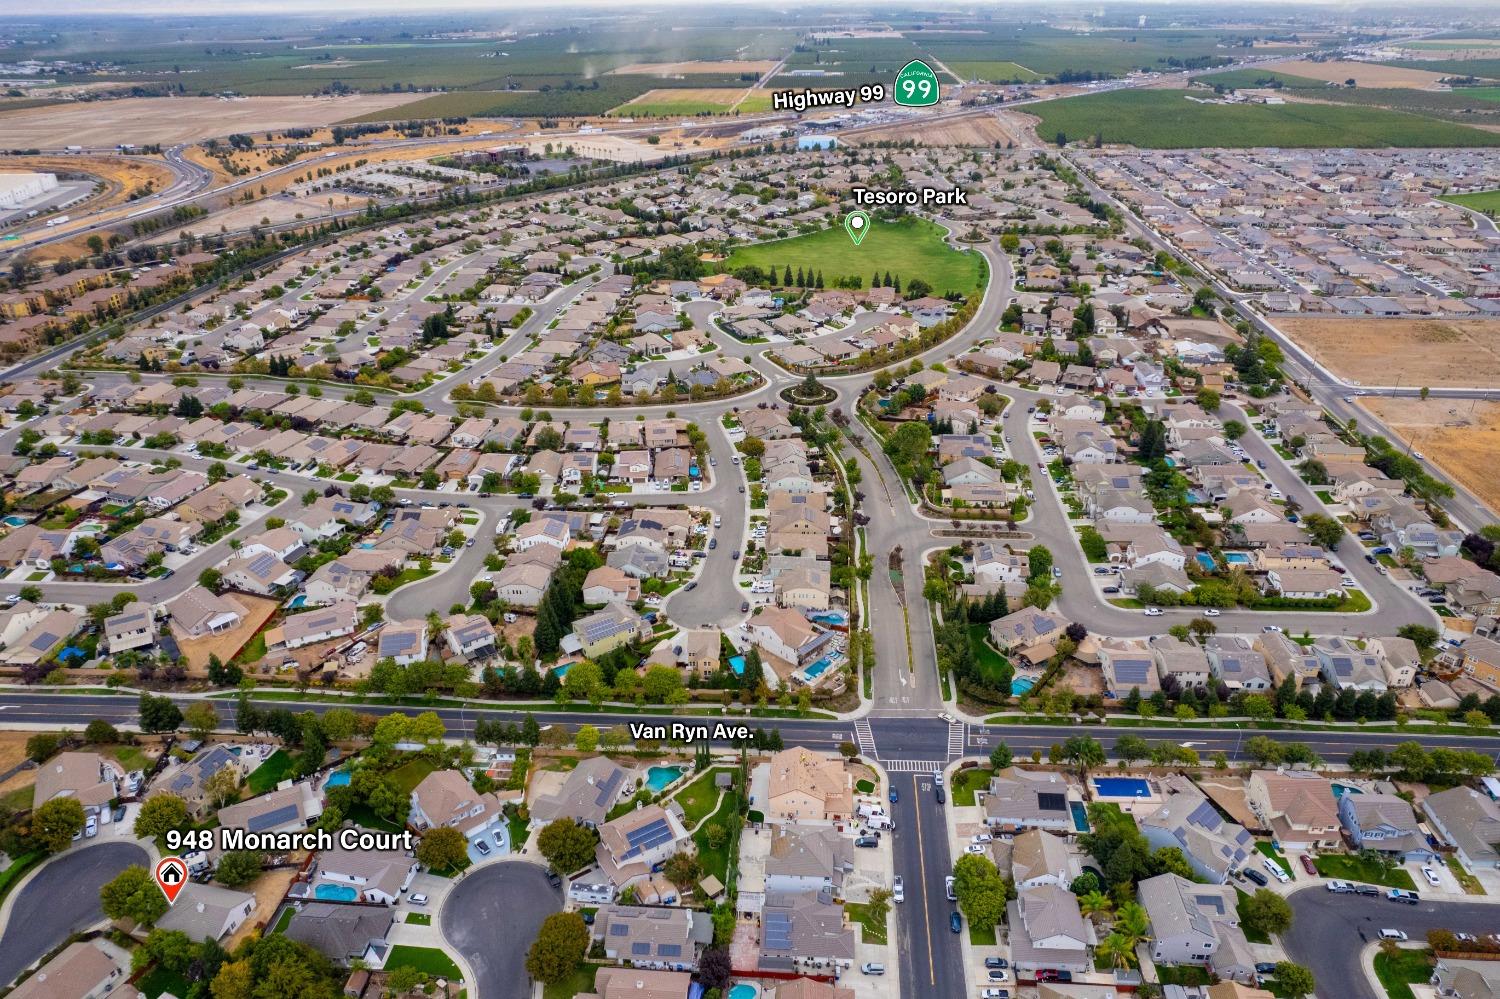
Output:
top-left (1276, 317), bottom-right (1500, 389)
top-left (1266, 59), bottom-right (1453, 89)
top-left (1360, 396), bottom-right (1500, 514)
top-left (609, 60), bottom-right (777, 77)
top-left (851, 110), bottom-right (1022, 146)
top-left (0, 94), bottom-right (430, 147)
top-left (0, 732), bottom-right (36, 807)
top-left (0, 153), bottom-right (178, 219)
top-left (172, 594), bottom-right (280, 672)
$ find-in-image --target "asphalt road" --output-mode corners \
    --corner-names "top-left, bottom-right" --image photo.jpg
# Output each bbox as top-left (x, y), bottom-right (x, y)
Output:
top-left (0, 841), bottom-right (148, 988)
top-left (439, 860), bottom-right (562, 999)
top-left (1286, 887), bottom-right (1500, 999)
top-left (891, 771), bottom-right (959, 999)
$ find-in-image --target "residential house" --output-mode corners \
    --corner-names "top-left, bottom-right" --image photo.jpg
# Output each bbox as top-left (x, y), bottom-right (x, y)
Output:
top-left (1006, 884), bottom-right (1094, 976)
top-left (1422, 786), bottom-right (1500, 871)
top-left (1338, 792), bottom-right (1436, 861)
top-left (592, 905), bottom-right (712, 971)
top-left (313, 836), bottom-right (418, 904)
top-left (1245, 770), bottom-right (1339, 849)
top-left (377, 619), bottom-right (428, 665)
top-left (1141, 873), bottom-right (1255, 984)
top-left (32, 751), bottom-right (119, 819)
top-left (573, 602), bottom-right (648, 658)
top-left (590, 804), bottom-right (693, 895)
top-left (7, 940), bottom-right (129, 999)
top-left (408, 769), bottom-right (506, 847)
top-left (1010, 829), bottom-right (1078, 891)
top-left (530, 756), bottom-right (628, 828)
top-left (156, 883), bottom-right (256, 941)
top-left (982, 768), bottom-right (1078, 834)
top-left (765, 748), bottom-right (853, 824)
top-left (103, 601), bottom-right (156, 654)
top-left (444, 614), bottom-right (497, 659)
top-left (1140, 774), bottom-right (1253, 883)
top-left (166, 587), bottom-right (245, 638)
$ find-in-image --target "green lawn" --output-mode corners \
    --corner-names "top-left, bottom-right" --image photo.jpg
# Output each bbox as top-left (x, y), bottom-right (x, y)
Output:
top-left (1157, 965), bottom-right (1213, 987)
top-left (542, 964), bottom-right (598, 999)
top-left (271, 906), bottom-right (295, 934)
top-left (693, 791), bottom-right (742, 884)
top-left (967, 624), bottom-right (1013, 687)
top-left (107, 744), bottom-right (152, 772)
top-left (136, 965), bottom-right (192, 999)
top-left (722, 217), bottom-right (984, 298)
top-left (384, 945), bottom-right (462, 981)
top-left (951, 766), bottom-right (993, 807)
top-left (1313, 854), bottom-right (1417, 891)
top-left (1441, 189), bottom-right (1500, 214)
top-left (671, 767), bottom-right (730, 828)
top-left (1029, 88), bottom-right (1500, 148)
top-left (390, 758), bottom-right (438, 795)
top-left (247, 750), bottom-right (295, 795)
top-left (1446, 856), bottom-right (1485, 895)
top-left (0, 785), bottom-right (34, 811)
top-left (968, 921), bottom-right (997, 946)
top-left (1373, 947), bottom-right (1433, 999)
top-left (855, 779), bottom-right (876, 794)
top-left (845, 901), bottom-right (889, 944)
top-left (1256, 841), bottom-right (1293, 876)
top-left (405, 912), bottom-right (432, 925)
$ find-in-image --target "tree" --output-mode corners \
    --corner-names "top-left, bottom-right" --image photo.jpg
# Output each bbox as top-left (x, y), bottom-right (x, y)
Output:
top-left (1112, 900), bottom-right (1151, 953)
top-left (1241, 888), bottom-right (1293, 937)
top-left (31, 797), bottom-right (86, 852)
top-left (417, 826), bottom-right (470, 872)
top-left (134, 793), bottom-right (191, 841)
top-left (525, 912), bottom-right (590, 985)
top-left (989, 740), bottom-right (1012, 769)
top-left (536, 819), bottom-right (598, 875)
top-left (698, 947), bottom-right (733, 991)
top-left (1195, 387), bottom-right (1221, 412)
top-left (84, 719), bottom-right (120, 744)
top-left (138, 693), bottom-right (182, 733)
top-left (184, 700), bottom-right (219, 740)
top-left (1301, 512), bottom-right (1345, 551)
top-left (210, 958), bottom-right (254, 999)
top-left (1274, 961), bottom-right (1315, 999)
top-left (1150, 846), bottom-right (1195, 881)
top-left (1095, 931), bottom-right (1137, 969)
top-left (101, 864), bottom-right (169, 925)
top-left (663, 850), bottom-right (703, 890)
top-left (214, 850), bottom-right (265, 888)
top-left (24, 732), bottom-right (59, 763)
top-left (1062, 735), bottom-right (1105, 778)
top-left (1113, 734), bottom-right (1150, 767)
top-left (952, 853), bottom-right (1011, 931)
top-left (574, 724), bottom-right (599, 753)
top-left (1078, 889), bottom-right (1112, 923)
top-left (204, 766), bottom-right (240, 808)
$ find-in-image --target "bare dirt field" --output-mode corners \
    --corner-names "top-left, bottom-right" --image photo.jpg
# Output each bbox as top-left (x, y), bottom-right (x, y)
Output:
top-left (614, 87), bottom-right (768, 115)
top-left (1266, 59), bottom-right (1452, 89)
top-left (851, 110), bottom-right (1022, 146)
top-left (1360, 396), bottom-right (1500, 513)
top-left (172, 594), bottom-right (279, 672)
top-left (1275, 316), bottom-right (1500, 389)
top-left (0, 153), bottom-right (176, 208)
top-left (609, 60), bottom-right (777, 77)
top-left (0, 94), bottom-right (430, 147)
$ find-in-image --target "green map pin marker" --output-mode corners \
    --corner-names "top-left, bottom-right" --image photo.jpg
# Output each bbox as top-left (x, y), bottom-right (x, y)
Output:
top-left (845, 210), bottom-right (871, 246)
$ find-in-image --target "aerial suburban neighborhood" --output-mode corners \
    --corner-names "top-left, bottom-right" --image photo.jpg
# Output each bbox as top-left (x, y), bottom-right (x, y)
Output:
top-left (2, 4), bottom-right (1500, 999)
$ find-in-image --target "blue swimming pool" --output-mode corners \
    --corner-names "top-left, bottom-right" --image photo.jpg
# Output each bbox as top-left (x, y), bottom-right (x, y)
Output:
top-left (1070, 801), bottom-right (1090, 833)
top-left (1195, 552), bottom-right (1217, 571)
top-left (326, 771), bottom-right (350, 788)
top-left (288, 594), bottom-right (307, 608)
top-left (811, 611), bottom-right (847, 626)
top-left (1011, 676), bottom-right (1035, 696)
top-left (1, 515), bottom-right (27, 527)
top-left (1331, 782), bottom-right (1363, 798)
top-left (729, 655), bottom-right (746, 676)
top-left (728, 985), bottom-right (759, 999)
top-left (315, 883), bottom-right (358, 901)
top-left (804, 656), bottom-right (835, 679)
top-left (553, 662), bottom-right (574, 679)
top-left (1223, 552), bottom-right (1251, 565)
top-left (645, 766), bottom-right (684, 793)
top-left (1093, 777), bottom-right (1152, 798)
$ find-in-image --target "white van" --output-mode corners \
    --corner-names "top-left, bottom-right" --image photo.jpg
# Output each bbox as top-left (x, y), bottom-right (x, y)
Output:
top-left (860, 963), bottom-right (885, 976)
top-left (345, 641), bottom-right (368, 663)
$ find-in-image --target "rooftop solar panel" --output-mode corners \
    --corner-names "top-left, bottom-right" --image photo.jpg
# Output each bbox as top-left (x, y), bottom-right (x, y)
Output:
top-left (594, 769), bottom-right (625, 807)
top-left (1187, 800), bottom-right (1222, 831)
top-left (763, 911), bottom-right (792, 951)
top-left (610, 923), bottom-right (629, 937)
top-left (631, 942), bottom-right (651, 956)
top-left (249, 803), bottom-right (300, 832)
top-left (1037, 792), bottom-right (1067, 813)
top-left (658, 944), bottom-right (682, 957)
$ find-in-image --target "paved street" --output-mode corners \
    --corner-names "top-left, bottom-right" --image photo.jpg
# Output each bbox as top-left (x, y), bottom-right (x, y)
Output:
top-left (439, 860), bottom-right (562, 999)
top-left (0, 841), bottom-right (148, 988)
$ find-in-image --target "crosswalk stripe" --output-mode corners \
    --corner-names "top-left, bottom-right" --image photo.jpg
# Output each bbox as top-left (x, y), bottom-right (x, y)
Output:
top-left (878, 759), bottom-right (944, 773)
top-left (853, 719), bottom-right (878, 758)
top-left (946, 721), bottom-right (966, 758)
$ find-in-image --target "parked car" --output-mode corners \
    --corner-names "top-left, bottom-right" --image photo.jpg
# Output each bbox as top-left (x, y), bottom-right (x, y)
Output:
top-left (1036, 970), bottom-right (1073, 984)
top-left (972, 833), bottom-right (993, 844)
top-left (965, 844), bottom-right (986, 854)
top-left (988, 970), bottom-right (1010, 982)
top-left (1421, 867), bottom-right (1442, 887)
top-left (1388, 888), bottom-right (1420, 904)
top-left (1143, 607), bottom-right (1163, 617)
top-left (1242, 868), bottom-right (1269, 887)
top-left (980, 991), bottom-right (1009, 999)
top-left (949, 911), bottom-right (963, 934)
top-left (1202, 608), bottom-right (1221, 617)
top-left (1325, 880), bottom-right (1354, 893)
top-left (945, 875), bottom-right (956, 901)
top-left (1263, 857), bottom-right (1290, 884)
top-left (860, 962), bottom-right (885, 976)
top-left (985, 957), bottom-right (1009, 969)
top-left (1378, 929), bottom-right (1408, 941)
top-left (475, 839), bottom-right (490, 856)
top-left (893, 876), bottom-right (904, 903)
top-left (1355, 885), bottom-right (1381, 897)
top-left (855, 836), bottom-right (879, 848)
top-left (1300, 855), bottom-right (1317, 876)
top-left (935, 786), bottom-right (945, 804)
top-left (889, 788), bottom-right (899, 804)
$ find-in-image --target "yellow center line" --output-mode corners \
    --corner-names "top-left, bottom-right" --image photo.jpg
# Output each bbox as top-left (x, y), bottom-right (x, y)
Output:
top-left (910, 773), bottom-right (936, 986)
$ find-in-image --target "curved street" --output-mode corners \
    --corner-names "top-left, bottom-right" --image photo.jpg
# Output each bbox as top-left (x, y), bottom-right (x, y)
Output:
top-left (439, 860), bottom-right (562, 999)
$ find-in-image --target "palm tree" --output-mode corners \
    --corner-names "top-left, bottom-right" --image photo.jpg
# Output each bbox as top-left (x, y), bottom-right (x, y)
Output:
top-left (1112, 901), bottom-right (1152, 952)
top-left (1079, 890), bottom-right (1113, 924)
top-left (1095, 931), bottom-right (1137, 970)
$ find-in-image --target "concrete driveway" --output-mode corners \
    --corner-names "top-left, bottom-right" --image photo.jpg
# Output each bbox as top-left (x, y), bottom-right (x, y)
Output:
top-left (439, 860), bottom-right (561, 999)
top-left (0, 841), bottom-right (148, 988)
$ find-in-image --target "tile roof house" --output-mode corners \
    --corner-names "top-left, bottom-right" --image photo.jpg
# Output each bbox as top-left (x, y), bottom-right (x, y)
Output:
top-left (1140, 872), bottom-right (1255, 984)
top-left (765, 824), bottom-right (854, 897)
top-left (1140, 774), bottom-right (1254, 883)
top-left (103, 601), bottom-right (156, 655)
top-left (216, 781), bottom-right (322, 839)
top-left (158, 745), bottom-right (246, 818)
top-left (377, 619), bottom-right (428, 665)
top-left (583, 565), bottom-right (640, 605)
top-left (1005, 884), bottom-right (1094, 975)
top-left (592, 904), bottom-right (712, 971)
top-left (1422, 786), bottom-right (1500, 871)
top-left (284, 902), bottom-right (394, 962)
top-left (529, 755), bottom-right (628, 828)
top-left (1010, 828), bottom-right (1078, 891)
top-left (983, 768), bottom-right (1079, 834)
top-left (583, 968), bottom-right (695, 999)
top-left (32, 751), bottom-right (119, 816)
top-left (765, 748), bottom-right (853, 824)
top-left (757, 890), bottom-right (856, 970)
top-left (592, 804), bottom-right (693, 894)
top-left (493, 560), bottom-right (552, 608)
top-left (1245, 770), bottom-right (1339, 849)
top-left (988, 607), bottom-right (1067, 653)
top-left (444, 613), bottom-right (497, 659)
top-left (409, 769), bottom-right (506, 842)
top-left (165, 586), bottom-right (246, 638)
top-left (312, 834), bottom-right (418, 904)
top-left (1099, 639), bottom-right (1161, 696)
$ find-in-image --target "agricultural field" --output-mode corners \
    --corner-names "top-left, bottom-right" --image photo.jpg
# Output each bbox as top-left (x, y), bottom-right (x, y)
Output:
top-left (916, 26), bottom-right (1284, 81)
top-left (1195, 72), bottom-right (1500, 125)
top-left (1389, 58), bottom-right (1500, 81)
top-left (608, 60), bottom-right (777, 77)
top-left (1442, 189), bottom-right (1500, 213)
top-left (1262, 59), bottom-right (1452, 89)
top-left (945, 61), bottom-right (1042, 83)
top-left (849, 110), bottom-right (1022, 147)
top-left (611, 88), bottom-right (772, 117)
top-left (0, 95), bottom-right (427, 146)
top-left (723, 217), bottom-right (983, 298)
top-left (1193, 68), bottom-right (1328, 89)
top-left (1025, 88), bottom-right (1500, 147)
top-left (1361, 397), bottom-right (1500, 515)
top-left (1275, 317), bottom-right (1500, 391)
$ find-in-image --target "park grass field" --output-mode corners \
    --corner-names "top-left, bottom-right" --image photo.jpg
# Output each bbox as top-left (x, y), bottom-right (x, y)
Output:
top-left (723, 217), bottom-right (983, 298)
top-left (1455, 86), bottom-right (1500, 103)
top-left (1027, 88), bottom-right (1500, 147)
top-left (1442, 188), bottom-right (1500, 212)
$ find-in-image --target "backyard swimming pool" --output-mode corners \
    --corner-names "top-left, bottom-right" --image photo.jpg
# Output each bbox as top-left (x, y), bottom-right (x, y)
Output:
top-left (728, 985), bottom-right (759, 999)
top-left (315, 884), bottom-right (358, 901)
top-left (645, 766), bottom-right (685, 793)
top-left (1223, 552), bottom-right (1251, 565)
top-left (1, 516), bottom-right (27, 527)
top-left (729, 655), bottom-right (746, 676)
top-left (1093, 776), bottom-right (1153, 798)
top-left (325, 771), bottom-right (350, 788)
top-left (804, 656), bottom-right (836, 680)
top-left (1195, 552), bottom-right (1217, 572)
top-left (1011, 676), bottom-right (1035, 696)
top-left (288, 594), bottom-right (307, 608)
top-left (1070, 801), bottom-right (1090, 832)
top-left (810, 611), bottom-right (847, 626)
top-left (1331, 782), bottom-right (1363, 798)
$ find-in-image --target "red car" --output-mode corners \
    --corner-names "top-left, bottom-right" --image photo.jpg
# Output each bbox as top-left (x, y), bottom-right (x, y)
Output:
top-left (1300, 855), bottom-right (1317, 876)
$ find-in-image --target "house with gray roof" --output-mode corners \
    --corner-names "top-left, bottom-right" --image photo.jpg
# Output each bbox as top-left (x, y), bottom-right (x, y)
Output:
top-left (284, 902), bottom-right (393, 964)
top-left (1339, 791), bottom-right (1437, 861)
top-left (1205, 635), bottom-right (1272, 691)
top-left (982, 768), bottom-right (1079, 834)
top-left (377, 619), bottom-right (428, 665)
top-left (216, 782), bottom-right (322, 841)
top-left (158, 745), bottom-right (245, 818)
top-left (1140, 871), bottom-right (1251, 981)
top-left (156, 882), bottom-right (256, 941)
top-left (1139, 774), bottom-right (1253, 883)
top-left (593, 905), bottom-right (712, 971)
top-left (988, 607), bottom-right (1067, 654)
top-left (1423, 786), bottom-right (1500, 871)
top-left (765, 825), bottom-right (854, 897)
top-left (757, 891), bottom-right (856, 971)
top-left (529, 755), bottom-right (628, 828)
top-left (1005, 884), bottom-right (1094, 975)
